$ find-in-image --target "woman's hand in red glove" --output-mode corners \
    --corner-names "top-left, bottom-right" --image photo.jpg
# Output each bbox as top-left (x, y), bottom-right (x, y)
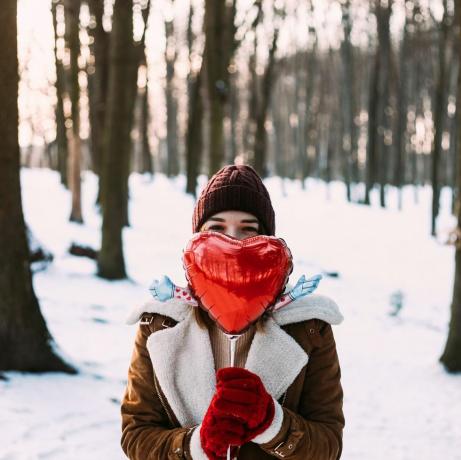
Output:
top-left (199, 401), bottom-right (245, 459)
top-left (213, 367), bottom-right (275, 441)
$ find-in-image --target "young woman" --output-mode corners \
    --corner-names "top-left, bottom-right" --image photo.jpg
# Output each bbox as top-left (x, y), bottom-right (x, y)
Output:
top-left (121, 164), bottom-right (345, 459)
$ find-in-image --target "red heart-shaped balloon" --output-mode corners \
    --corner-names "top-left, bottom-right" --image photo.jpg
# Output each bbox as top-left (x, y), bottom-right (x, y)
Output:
top-left (182, 231), bottom-right (293, 335)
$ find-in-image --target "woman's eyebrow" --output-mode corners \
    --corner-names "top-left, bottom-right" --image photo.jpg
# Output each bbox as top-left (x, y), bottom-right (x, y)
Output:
top-left (208, 217), bottom-right (225, 222)
top-left (240, 219), bottom-right (259, 224)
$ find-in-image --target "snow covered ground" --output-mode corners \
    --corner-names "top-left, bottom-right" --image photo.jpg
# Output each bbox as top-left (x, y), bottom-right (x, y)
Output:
top-left (1, 168), bottom-right (460, 460)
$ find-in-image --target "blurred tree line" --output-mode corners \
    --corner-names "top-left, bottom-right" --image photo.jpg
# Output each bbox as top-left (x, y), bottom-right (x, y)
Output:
top-left (40, 0), bottom-right (460, 228)
top-left (44, 0), bottom-right (460, 278)
top-left (0, 0), bottom-right (460, 373)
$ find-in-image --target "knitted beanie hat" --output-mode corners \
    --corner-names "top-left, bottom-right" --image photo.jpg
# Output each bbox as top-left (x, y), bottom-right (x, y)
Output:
top-left (192, 164), bottom-right (275, 235)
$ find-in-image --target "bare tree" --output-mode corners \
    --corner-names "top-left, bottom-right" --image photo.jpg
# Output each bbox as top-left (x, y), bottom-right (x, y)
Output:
top-left (131, 55), bottom-right (153, 174)
top-left (377, 0), bottom-right (393, 209)
top-left (185, 68), bottom-right (204, 196)
top-left (64, 0), bottom-right (83, 223)
top-left (440, 0), bottom-right (461, 373)
top-left (97, 0), bottom-right (135, 279)
top-left (304, 13), bottom-right (319, 184)
top-left (87, 0), bottom-right (110, 183)
top-left (253, 17), bottom-right (280, 176)
top-left (339, 0), bottom-right (356, 202)
top-left (431, 0), bottom-right (451, 236)
top-left (393, 0), bottom-right (413, 210)
top-left (441, 159), bottom-right (461, 372)
top-left (120, 0), bottom-right (151, 227)
top-left (51, 0), bottom-right (69, 187)
top-left (185, 2), bottom-right (203, 196)
top-left (0, 0), bottom-right (75, 373)
top-left (139, 67), bottom-right (153, 174)
top-left (365, 0), bottom-right (392, 206)
top-left (204, 0), bottom-right (237, 174)
top-left (164, 8), bottom-right (179, 176)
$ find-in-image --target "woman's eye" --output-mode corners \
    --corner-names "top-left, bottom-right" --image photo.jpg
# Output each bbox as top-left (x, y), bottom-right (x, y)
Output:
top-left (243, 227), bottom-right (258, 233)
top-left (209, 225), bottom-right (225, 231)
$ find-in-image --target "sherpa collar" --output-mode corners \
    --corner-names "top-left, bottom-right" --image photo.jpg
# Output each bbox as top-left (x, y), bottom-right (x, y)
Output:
top-left (126, 293), bottom-right (343, 428)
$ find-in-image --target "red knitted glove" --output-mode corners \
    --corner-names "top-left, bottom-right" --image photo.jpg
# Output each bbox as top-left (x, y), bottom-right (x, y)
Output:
top-left (213, 367), bottom-right (275, 442)
top-left (200, 404), bottom-right (244, 459)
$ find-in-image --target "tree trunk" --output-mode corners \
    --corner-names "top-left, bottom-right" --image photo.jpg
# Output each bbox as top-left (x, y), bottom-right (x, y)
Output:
top-left (450, 77), bottom-right (459, 215)
top-left (273, 77), bottom-right (287, 184)
top-left (365, 42), bottom-right (380, 204)
top-left (440, 0), bottom-right (461, 373)
top-left (120, 1), bottom-right (151, 227)
top-left (254, 28), bottom-right (279, 177)
top-left (447, 37), bottom-right (459, 210)
top-left (97, 0), bottom-right (135, 279)
top-left (186, 67), bottom-right (204, 196)
top-left (185, 2), bottom-right (203, 196)
top-left (376, 0), bottom-right (392, 209)
top-left (65, 0), bottom-right (83, 223)
top-left (228, 69), bottom-right (239, 164)
top-left (394, 1), bottom-right (412, 210)
top-left (165, 17), bottom-right (179, 177)
top-left (0, 1), bottom-right (75, 373)
top-left (87, 0), bottom-right (109, 182)
top-left (140, 75), bottom-right (153, 174)
top-left (431, 0), bottom-right (450, 236)
top-left (204, 0), bottom-right (235, 175)
top-left (294, 51), bottom-right (306, 185)
top-left (305, 23), bottom-right (318, 183)
top-left (51, 0), bottom-right (68, 188)
top-left (339, 0), bottom-right (354, 202)
top-left (244, 36), bottom-right (257, 162)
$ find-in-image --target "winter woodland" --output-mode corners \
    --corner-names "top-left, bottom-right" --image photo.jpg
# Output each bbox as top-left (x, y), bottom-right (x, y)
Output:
top-left (0, 0), bottom-right (460, 459)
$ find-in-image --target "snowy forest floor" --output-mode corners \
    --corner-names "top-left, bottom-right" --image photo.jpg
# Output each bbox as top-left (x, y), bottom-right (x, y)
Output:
top-left (1, 169), bottom-right (460, 460)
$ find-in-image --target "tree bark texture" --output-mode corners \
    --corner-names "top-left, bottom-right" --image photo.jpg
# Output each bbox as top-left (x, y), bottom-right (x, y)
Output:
top-left (431, 0), bottom-right (450, 236)
top-left (97, 0), bottom-right (135, 279)
top-left (165, 17), bottom-right (179, 177)
top-left (204, 0), bottom-right (236, 175)
top-left (51, 0), bottom-right (69, 187)
top-left (440, 0), bottom-right (461, 373)
top-left (254, 28), bottom-right (279, 177)
top-left (87, 0), bottom-right (110, 180)
top-left (64, 0), bottom-right (83, 223)
top-left (186, 67), bottom-right (204, 196)
top-left (0, 0), bottom-right (75, 373)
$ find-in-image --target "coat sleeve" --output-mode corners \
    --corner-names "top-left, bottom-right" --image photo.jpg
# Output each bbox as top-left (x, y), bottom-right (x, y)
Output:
top-left (121, 321), bottom-right (194, 459)
top-left (257, 321), bottom-right (345, 460)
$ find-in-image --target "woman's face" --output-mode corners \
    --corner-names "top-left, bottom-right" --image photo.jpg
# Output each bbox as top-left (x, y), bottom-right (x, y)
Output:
top-left (201, 210), bottom-right (260, 240)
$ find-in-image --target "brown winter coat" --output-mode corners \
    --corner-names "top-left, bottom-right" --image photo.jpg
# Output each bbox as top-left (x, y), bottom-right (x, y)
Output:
top-left (121, 296), bottom-right (345, 459)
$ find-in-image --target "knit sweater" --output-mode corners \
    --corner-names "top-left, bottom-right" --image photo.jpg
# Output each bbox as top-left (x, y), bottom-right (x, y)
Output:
top-left (205, 314), bottom-right (256, 370)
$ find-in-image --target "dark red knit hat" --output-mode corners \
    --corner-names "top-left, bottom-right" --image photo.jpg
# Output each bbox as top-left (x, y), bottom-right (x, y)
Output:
top-left (192, 164), bottom-right (275, 235)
